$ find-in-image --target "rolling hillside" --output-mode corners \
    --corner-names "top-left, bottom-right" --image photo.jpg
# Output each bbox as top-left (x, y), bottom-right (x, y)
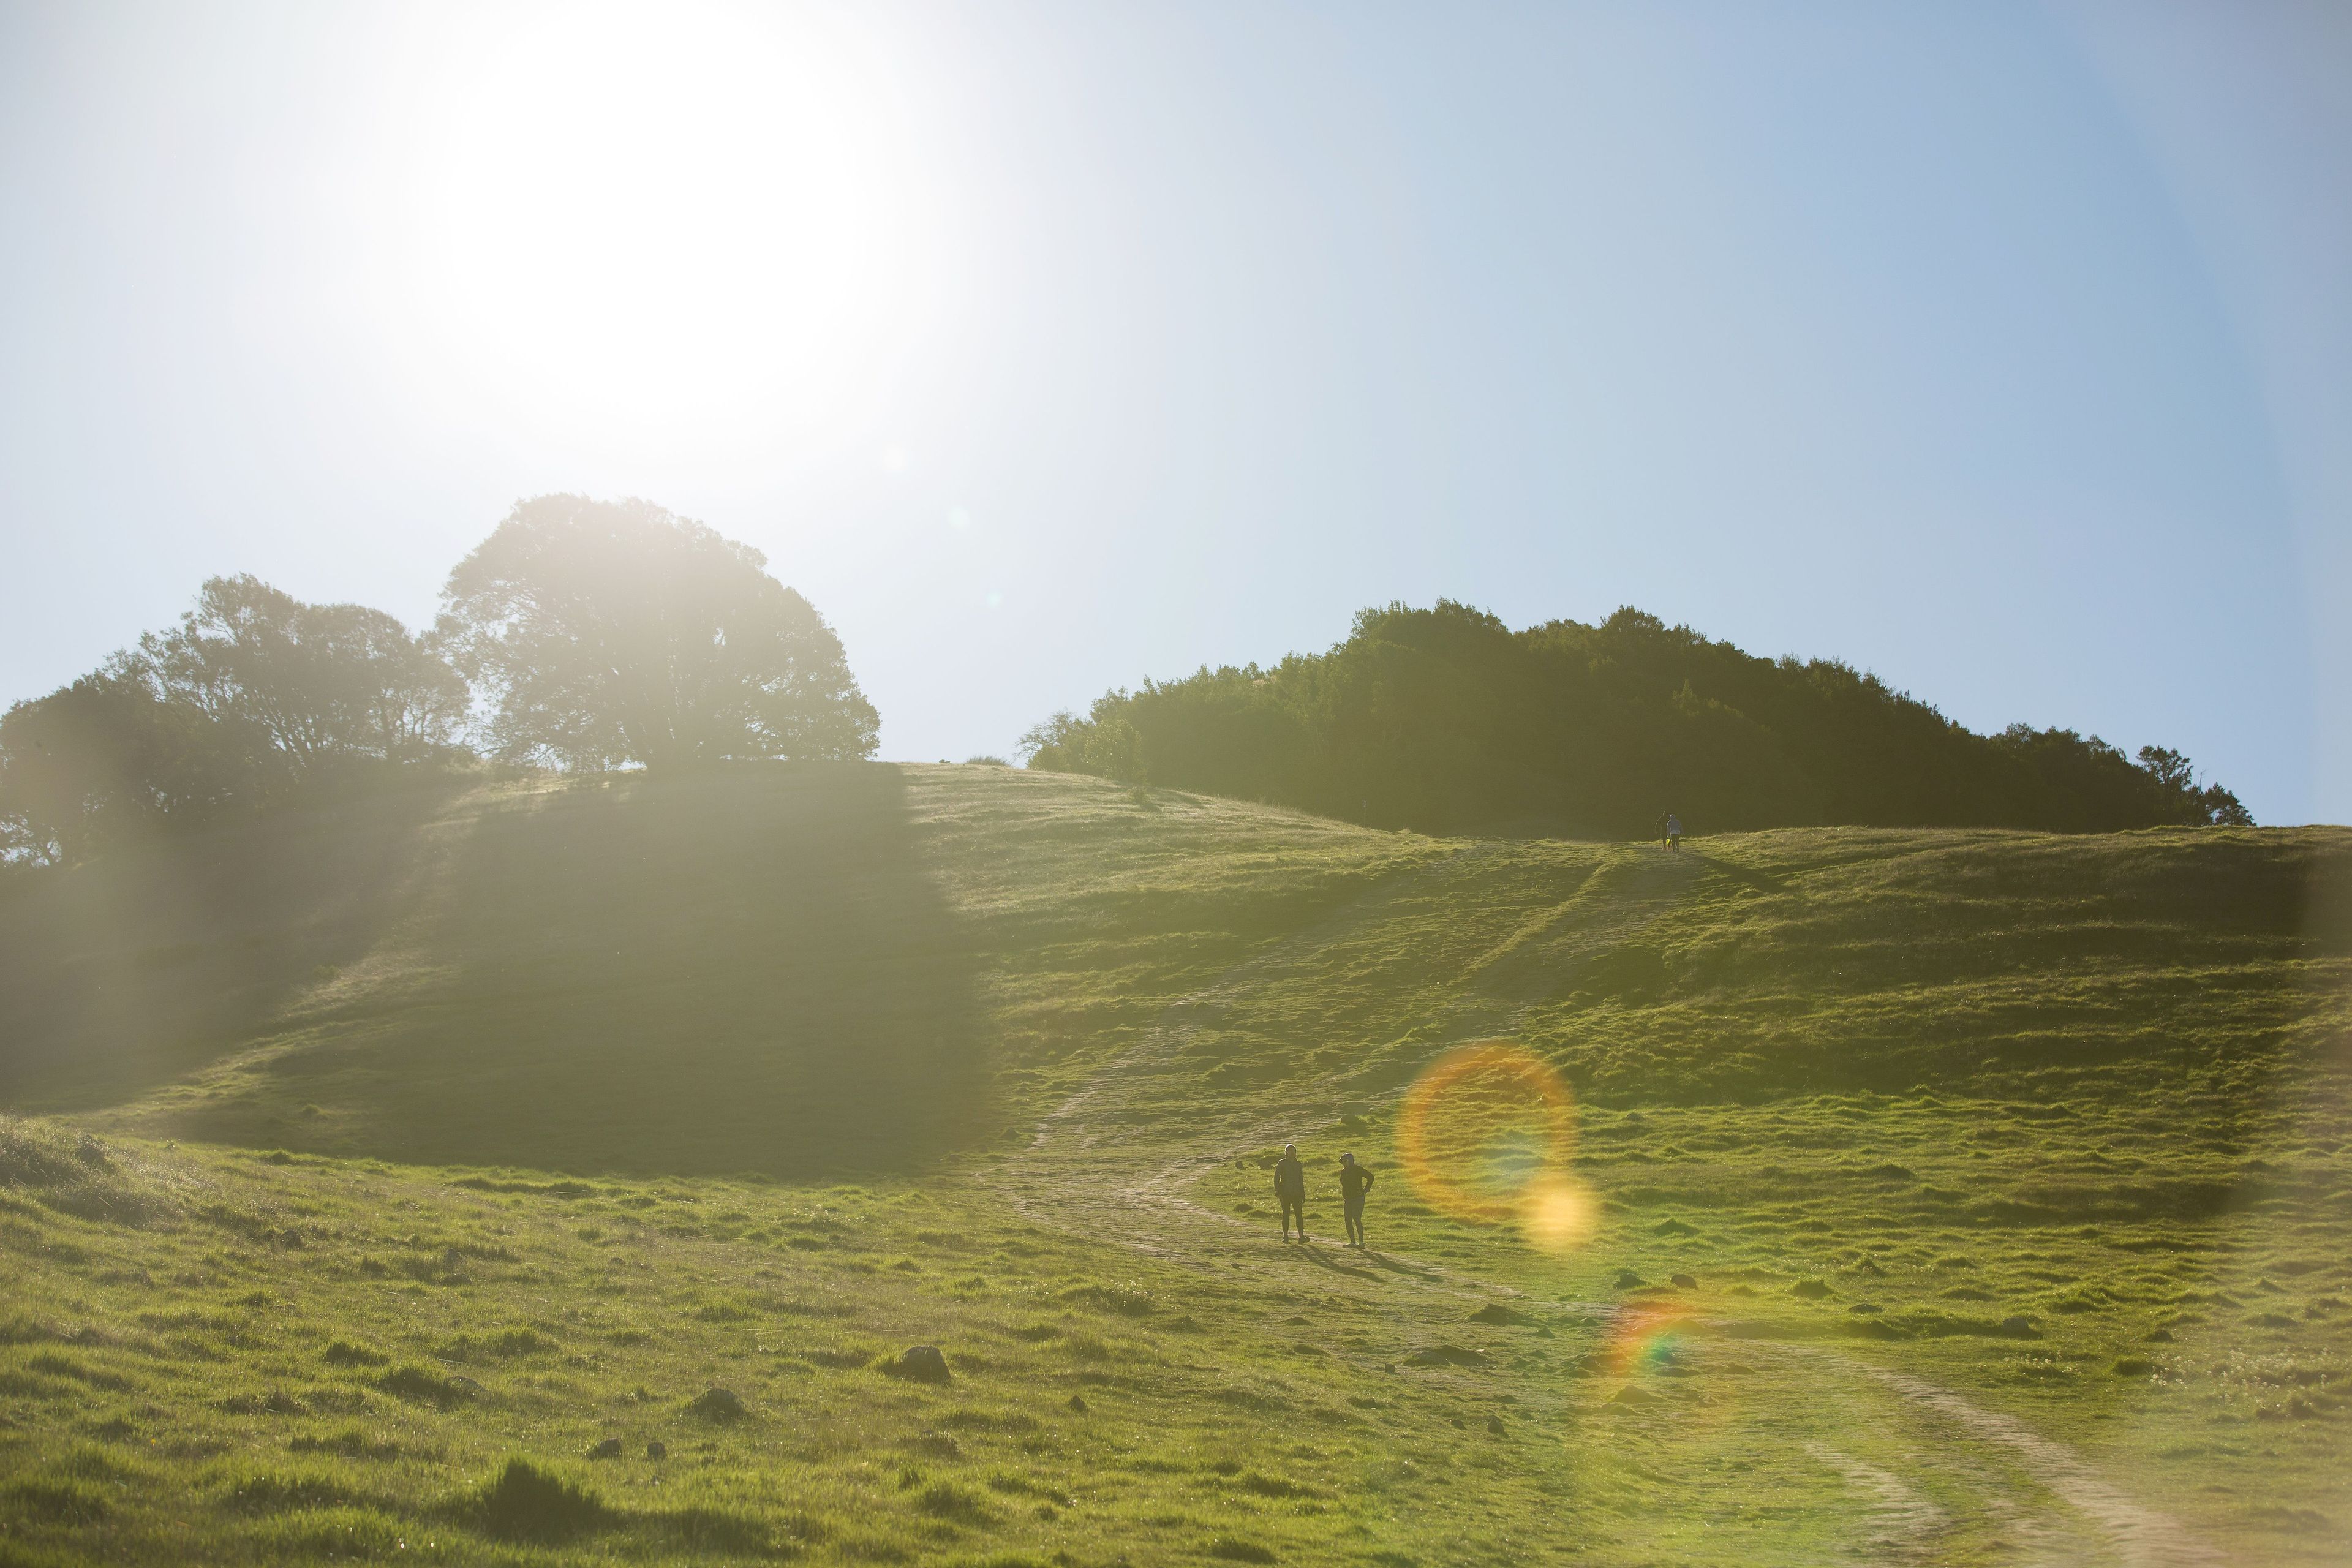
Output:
top-left (1, 764), bottom-right (2346, 1566)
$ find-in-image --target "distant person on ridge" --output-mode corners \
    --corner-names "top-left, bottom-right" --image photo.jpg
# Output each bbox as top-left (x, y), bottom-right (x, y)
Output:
top-left (1273, 1144), bottom-right (1307, 1242)
top-left (1665, 813), bottom-right (1683, 854)
top-left (1337, 1152), bottom-right (1374, 1247)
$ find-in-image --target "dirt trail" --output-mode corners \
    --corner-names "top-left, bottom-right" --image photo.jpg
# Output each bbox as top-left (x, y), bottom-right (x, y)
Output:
top-left (1807, 1442), bottom-right (1951, 1564)
top-left (994, 845), bottom-right (2225, 1567)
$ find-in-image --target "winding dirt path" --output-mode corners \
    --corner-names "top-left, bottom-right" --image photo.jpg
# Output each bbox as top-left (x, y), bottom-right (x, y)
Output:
top-left (992, 846), bottom-right (2225, 1567)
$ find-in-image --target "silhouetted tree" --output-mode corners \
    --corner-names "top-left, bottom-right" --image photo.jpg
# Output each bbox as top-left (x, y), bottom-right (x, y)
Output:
top-left (0, 671), bottom-right (274, 865)
top-left (437, 496), bottom-right (878, 770)
top-left (1020, 703), bottom-right (1147, 783)
top-left (132, 575), bottom-right (469, 772)
top-left (1, 577), bottom-right (468, 867)
top-left (2138, 744), bottom-right (2255, 826)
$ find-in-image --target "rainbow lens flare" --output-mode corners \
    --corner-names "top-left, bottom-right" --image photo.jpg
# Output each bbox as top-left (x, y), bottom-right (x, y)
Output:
top-left (1605, 1301), bottom-right (1694, 1379)
top-left (1397, 1042), bottom-right (1599, 1254)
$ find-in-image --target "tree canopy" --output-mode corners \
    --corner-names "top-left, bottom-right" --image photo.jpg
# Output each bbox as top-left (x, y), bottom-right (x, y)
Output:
top-left (437, 496), bottom-right (878, 771)
top-left (3, 499), bottom-right (879, 868)
top-left (1020, 601), bottom-right (2252, 837)
top-left (0, 575), bottom-right (469, 867)
top-left (134, 574), bottom-right (470, 774)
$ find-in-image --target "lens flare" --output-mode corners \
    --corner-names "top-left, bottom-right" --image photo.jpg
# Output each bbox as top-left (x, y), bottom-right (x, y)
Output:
top-left (1605, 1302), bottom-right (1694, 1379)
top-left (1520, 1172), bottom-right (1600, 1253)
top-left (1397, 1042), bottom-right (1597, 1253)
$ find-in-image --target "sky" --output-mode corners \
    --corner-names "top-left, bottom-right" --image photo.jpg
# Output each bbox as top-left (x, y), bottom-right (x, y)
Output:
top-left (1, 1), bottom-right (2345, 823)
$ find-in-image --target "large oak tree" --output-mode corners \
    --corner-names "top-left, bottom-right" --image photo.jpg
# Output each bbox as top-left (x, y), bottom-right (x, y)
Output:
top-left (438, 496), bottom-right (878, 770)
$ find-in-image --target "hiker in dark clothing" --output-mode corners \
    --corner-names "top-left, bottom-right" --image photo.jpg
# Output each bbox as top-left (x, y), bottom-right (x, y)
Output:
top-left (1338, 1152), bottom-right (1374, 1247)
top-left (1273, 1144), bottom-right (1306, 1242)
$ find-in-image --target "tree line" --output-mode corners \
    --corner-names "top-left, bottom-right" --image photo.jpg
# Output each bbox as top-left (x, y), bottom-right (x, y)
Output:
top-left (0, 496), bottom-right (878, 867)
top-left (1020, 600), bottom-right (2253, 837)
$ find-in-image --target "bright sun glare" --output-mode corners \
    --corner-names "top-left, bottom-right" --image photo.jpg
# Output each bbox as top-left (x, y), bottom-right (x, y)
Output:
top-left (392, 6), bottom-right (939, 447)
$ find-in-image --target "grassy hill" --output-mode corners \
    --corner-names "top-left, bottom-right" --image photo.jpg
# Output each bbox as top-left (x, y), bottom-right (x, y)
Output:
top-left (0, 764), bottom-right (2346, 1566)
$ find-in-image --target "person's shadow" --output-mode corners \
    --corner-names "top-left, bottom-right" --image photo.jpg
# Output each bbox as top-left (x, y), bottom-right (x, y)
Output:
top-left (1291, 1238), bottom-right (1381, 1281)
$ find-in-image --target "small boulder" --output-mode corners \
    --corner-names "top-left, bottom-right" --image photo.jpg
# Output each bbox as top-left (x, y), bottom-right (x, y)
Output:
top-left (646, 1440), bottom-right (668, 1460)
top-left (1791, 1280), bottom-right (1832, 1300)
top-left (687, 1387), bottom-right (747, 1422)
top-left (1612, 1269), bottom-right (1646, 1290)
top-left (894, 1346), bottom-right (953, 1384)
top-left (589, 1437), bottom-right (623, 1460)
top-left (1405, 1345), bottom-right (1488, 1368)
top-left (1468, 1303), bottom-right (1534, 1327)
top-left (1485, 1415), bottom-right (1507, 1436)
top-left (1066, 1395), bottom-right (1089, 1414)
top-left (1669, 1273), bottom-right (1697, 1289)
top-left (1997, 1316), bottom-right (2040, 1339)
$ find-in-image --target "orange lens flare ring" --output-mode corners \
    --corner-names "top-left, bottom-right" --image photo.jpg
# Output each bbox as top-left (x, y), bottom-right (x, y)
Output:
top-left (1397, 1042), bottom-right (1588, 1246)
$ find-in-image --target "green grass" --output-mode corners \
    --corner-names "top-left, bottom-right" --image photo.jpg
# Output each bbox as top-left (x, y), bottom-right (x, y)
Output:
top-left (0, 763), bottom-right (2346, 1564)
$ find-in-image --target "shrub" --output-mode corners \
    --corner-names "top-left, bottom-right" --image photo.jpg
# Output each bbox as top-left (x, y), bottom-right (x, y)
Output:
top-left (914, 1481), bottom-right (990, 1521)
top-left (6, 1479), bottom-right (110, 1524)
top-left (221, 1473), bottom-right (364, 1514)
top-left (468, 1458), bottom-right (612, 1544)
top-left (375, 1365), bottom-right (472, 1408)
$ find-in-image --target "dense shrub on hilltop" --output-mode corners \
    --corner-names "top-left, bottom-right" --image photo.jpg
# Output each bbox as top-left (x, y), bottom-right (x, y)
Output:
top-left (1020, 601), bottom-right (2250, 837)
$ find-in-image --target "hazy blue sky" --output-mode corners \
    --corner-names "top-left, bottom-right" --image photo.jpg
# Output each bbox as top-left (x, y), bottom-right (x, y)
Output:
top-left (2, 1), bottom-right (2345, 823)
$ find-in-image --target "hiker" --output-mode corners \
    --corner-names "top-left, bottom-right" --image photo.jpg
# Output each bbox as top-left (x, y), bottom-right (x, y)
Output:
top-left (1273, 1143), bottom-right (1306, 1242)
top-left (1665, 812), bottom-right (1683, 854)
top-left (1338, 1152), bottom-right (1374, 1246)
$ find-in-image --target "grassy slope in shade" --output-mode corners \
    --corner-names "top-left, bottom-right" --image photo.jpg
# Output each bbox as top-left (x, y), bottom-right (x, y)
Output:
top-left (0, 763), bottom-right (2345, 1566)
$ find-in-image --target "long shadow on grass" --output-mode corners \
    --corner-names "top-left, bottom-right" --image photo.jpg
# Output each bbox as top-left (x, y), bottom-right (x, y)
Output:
top-left (0, 782), bottom-right (460, 1112)
top-left (1292, 1244), bottom-right (1381, 1281)
top-left (148, 763), bottom-right (996, 1179)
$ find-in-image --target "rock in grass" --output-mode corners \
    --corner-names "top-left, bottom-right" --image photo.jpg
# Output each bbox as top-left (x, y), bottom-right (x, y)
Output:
top-left (1607, 1384), bottom-right (1656, 1406)
top-left (588, 1437), bottom-right (622, 1460)
top-left (1405, 1345), bottom-right (1487, 1368)
top-left (646, 1440), bottom-right (667, 1460)
top-left (1612, 1269), bottom-right (1646, 1289)
top-left (1791, 1280), bottom-right (1832, 1300)
top-left (892, 1345), bottom-right (952, 1384)
top-left (1066, 1395), bottom-right (1089, 1414)
top-left (687, 1386), bottom-right (747, 1422)
top-left (1467, 1303), bottom-right (1534, 1326)
top-left (1486, 1414), bottom-right (1507, 1435)
top-left (1669, 1273), bottom-right (1697, 1289)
